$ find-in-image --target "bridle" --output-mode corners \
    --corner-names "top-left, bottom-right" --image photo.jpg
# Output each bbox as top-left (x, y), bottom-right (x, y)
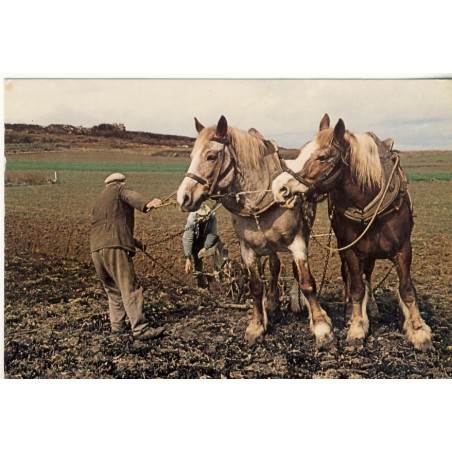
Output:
top-left (279, 138), bottom-right (349, 202)
top-left (184, 136), bottom-right (235, 197)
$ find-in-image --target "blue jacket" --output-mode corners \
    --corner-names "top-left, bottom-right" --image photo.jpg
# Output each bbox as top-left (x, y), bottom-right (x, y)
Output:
top-left (182, 212), bottom-right (219, 259)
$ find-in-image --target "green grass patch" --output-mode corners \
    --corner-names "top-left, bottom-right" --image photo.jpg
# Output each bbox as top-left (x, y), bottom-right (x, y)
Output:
top-left (407, 173), bottom-right (452, 181)
top-left (5, 160), bottom-right (189, 172)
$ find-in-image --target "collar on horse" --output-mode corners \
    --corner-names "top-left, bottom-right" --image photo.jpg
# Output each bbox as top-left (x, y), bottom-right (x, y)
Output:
top-left (185, 136), bottom-right (283, 218)
top-left (331, 147), bottom-right (408, 224)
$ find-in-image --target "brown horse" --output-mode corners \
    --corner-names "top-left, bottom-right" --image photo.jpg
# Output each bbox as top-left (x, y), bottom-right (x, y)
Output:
top-left (177, 115), bottom-right (334, 347)
top-left (272, 114), bottom-right (433, 351)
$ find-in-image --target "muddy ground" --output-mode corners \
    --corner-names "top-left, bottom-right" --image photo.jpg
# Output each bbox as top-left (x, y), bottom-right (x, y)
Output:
top-left (4, 229), bottom-right (451, 379)
top-left (3, 171), bottom-right (452, 378)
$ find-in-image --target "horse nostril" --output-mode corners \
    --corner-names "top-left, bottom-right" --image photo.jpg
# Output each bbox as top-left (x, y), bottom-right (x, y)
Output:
top-left (280, 185), bottom-right (290, 199)
top-left (182, 193), bottom-right (191, 207)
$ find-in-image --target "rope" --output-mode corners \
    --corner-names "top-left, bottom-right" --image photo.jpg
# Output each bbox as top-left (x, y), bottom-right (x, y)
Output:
top-left (148, 190), bottom-right (178, 209)
top-left (314, 155), bottom-right (400, 254)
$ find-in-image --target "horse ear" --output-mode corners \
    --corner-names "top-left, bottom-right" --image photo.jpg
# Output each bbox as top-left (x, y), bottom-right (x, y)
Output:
top-left (319, 113), bottom-right (330, 131)
top-left (194, 117), bottom-right (205, 133)
top-left (334, 119), bottom-right (346, 141)
top-left (216, 115), bottom-right (228, 137)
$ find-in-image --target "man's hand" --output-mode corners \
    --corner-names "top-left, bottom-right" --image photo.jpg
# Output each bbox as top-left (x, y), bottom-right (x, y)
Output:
top-left (185, 258), bottom-right (192, 274)
top-left (197, 248), bottom-right (207, 259)
top-left (147, 198), bottom-right (163, 210)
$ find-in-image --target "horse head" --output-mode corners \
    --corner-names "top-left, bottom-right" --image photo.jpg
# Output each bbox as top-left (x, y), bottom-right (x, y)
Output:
top-left (177, 115), bottom-right (236, 211)
top-left (272, 114), bottom-right (347, 207)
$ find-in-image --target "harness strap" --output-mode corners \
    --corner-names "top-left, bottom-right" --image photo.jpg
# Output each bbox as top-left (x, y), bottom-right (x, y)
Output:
top-left (185, 172), bottom-right (208, 185)
top-left (325, 154), bottom-right (401, 253)
top-left (279, 158), bottom-right (314, 188)
top-left (277, 138), bottom-right (346, 201)
top-left (184, 136), bottom-right (233, 196)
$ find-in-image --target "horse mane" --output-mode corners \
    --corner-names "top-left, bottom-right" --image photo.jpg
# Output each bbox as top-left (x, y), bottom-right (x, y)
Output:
top-left (197, 125), bottom-right (267, 171)
top-left (347, 132), bottom-right (383, 189)
top-left (315, 129), bottom-right (383, 189)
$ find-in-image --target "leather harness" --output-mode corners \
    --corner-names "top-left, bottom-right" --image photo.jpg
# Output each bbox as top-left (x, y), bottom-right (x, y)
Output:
top-left (184, 136), bottom-right (284, 217)
top-left (281, 133), bottom-right (411, 224)
top-left (185, 136), bottom-right (235, 197)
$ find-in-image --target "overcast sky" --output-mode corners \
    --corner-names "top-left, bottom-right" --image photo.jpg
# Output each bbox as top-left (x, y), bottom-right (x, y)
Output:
top-left (4, 78), bottom-right (452, 150)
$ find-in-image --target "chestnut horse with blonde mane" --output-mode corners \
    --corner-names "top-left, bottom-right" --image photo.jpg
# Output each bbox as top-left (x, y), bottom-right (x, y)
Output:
top-left (272, 114), bottom-right (432, 351)
top-left (177, 116), bottom-right (333, 347)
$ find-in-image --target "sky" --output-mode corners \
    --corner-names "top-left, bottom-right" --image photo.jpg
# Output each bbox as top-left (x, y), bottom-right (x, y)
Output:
top-left (4, 78), bottom-right (452, 151)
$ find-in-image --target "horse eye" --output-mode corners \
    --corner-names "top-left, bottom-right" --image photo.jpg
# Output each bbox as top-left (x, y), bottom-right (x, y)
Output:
top-left (317, 155), bottom-right (328, 162)
top-left (206, 154), bottom-right (217, 161)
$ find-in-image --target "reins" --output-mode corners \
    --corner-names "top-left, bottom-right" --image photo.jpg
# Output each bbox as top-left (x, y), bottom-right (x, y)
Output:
top-left (149, 190), bottom-right (178, 209)
top-left (278, 139), bottom-right (345, 202)
top-left (185, 135), bottom-right (278, 218)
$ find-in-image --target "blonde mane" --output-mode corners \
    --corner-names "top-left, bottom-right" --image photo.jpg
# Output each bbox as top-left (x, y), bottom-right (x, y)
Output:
top-left (315, 129), bottom-right (383, 189)
top-left (196, 125), bottom-right (267, 172)
top-left (346, 132), bottom-right (383, 189)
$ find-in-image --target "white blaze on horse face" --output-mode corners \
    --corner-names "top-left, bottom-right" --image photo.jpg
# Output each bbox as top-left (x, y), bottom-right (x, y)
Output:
top-left (177, 139), bottom-right (225, 209)
top-left (272, 140), bottom-right (318, 202)
top-left (176, 147), bottom-right (205, 209)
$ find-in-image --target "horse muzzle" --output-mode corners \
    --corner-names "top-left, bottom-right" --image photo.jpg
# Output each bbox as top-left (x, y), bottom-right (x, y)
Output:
top-left (177, 179), bottom-right (206, 212)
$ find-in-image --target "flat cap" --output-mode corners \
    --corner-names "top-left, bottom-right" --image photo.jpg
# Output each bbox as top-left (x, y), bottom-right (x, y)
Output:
top-left (104, 173), bottom-right (126, 184)
top-left (195, 204), bottom-right (212, 218)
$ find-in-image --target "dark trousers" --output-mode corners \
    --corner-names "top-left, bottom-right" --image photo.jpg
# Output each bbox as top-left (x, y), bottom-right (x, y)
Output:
top-left (91, 248), bottom-right (149, 335)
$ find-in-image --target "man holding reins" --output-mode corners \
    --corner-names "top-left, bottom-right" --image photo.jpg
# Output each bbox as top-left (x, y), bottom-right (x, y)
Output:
top-left (90, 173), bottom-right (167, 340)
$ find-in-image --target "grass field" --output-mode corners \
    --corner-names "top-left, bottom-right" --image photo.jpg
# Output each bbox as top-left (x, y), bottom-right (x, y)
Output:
top-left (5, 149), bottom-right (452, 180)
top-left (6, 160), bottom-right (189, 173)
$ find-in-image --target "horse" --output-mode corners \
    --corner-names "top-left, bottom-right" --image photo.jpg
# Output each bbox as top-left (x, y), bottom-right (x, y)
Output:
top-left (272, 114), bottom-right (433, 351)
top-left (177, 115), bottom-right (334, 347)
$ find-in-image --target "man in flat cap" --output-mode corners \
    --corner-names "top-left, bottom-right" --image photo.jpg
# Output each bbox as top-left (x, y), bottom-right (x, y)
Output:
top-left (90, 173), bottom-right (166, 340)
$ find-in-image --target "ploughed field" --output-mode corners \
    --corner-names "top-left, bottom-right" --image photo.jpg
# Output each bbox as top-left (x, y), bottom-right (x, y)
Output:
top-left (4, 149), bottom-right (452, 378)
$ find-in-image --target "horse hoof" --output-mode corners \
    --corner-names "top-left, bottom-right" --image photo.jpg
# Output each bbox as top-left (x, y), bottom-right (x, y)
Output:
top-left (245, 323), bottom-right (265, 345)
top-left (408, 324), bottom-right (433, 352)
top-left (313, 321), bottom-right (334, 350)
top-left (346, 319), bottom-right (369, 344)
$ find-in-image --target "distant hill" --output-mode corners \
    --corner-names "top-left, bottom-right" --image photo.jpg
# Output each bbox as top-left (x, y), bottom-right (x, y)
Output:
top-left (4, 122), bottom-right (300, 158)
top-left (5, 122), bottom-right (196, 148)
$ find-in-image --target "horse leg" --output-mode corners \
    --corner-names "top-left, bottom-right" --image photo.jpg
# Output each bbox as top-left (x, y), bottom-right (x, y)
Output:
top-left (363, 257), bottom-right (379, 318)
top-left (344, 250), bottom-right (370, 345)
top-left (340, 255), bottom-right (352, 321)
top-left (290, 237), bottom-right (334, 349)
top-left (290, 261), bottom-right (307, 314)
top-left (240, 244), bottom-right (266, 344)
top-left (393, 241), bottom-right (433, 351)
top-left (265, 254), bottom-right (283, 325)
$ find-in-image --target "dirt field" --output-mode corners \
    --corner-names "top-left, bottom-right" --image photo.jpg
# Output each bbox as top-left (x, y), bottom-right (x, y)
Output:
top-left (3, 151), bottom-right (452, 378)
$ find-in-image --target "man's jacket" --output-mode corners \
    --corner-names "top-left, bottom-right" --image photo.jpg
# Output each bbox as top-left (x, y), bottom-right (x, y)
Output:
top-left (182, 212), bottom-right (219, 259)
top-left (90, 182), bottom-right (150, 254)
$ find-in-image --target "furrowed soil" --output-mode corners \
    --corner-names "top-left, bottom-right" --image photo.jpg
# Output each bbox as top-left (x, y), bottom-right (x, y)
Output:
top-left (3, 148), bottom-right (452, 379)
